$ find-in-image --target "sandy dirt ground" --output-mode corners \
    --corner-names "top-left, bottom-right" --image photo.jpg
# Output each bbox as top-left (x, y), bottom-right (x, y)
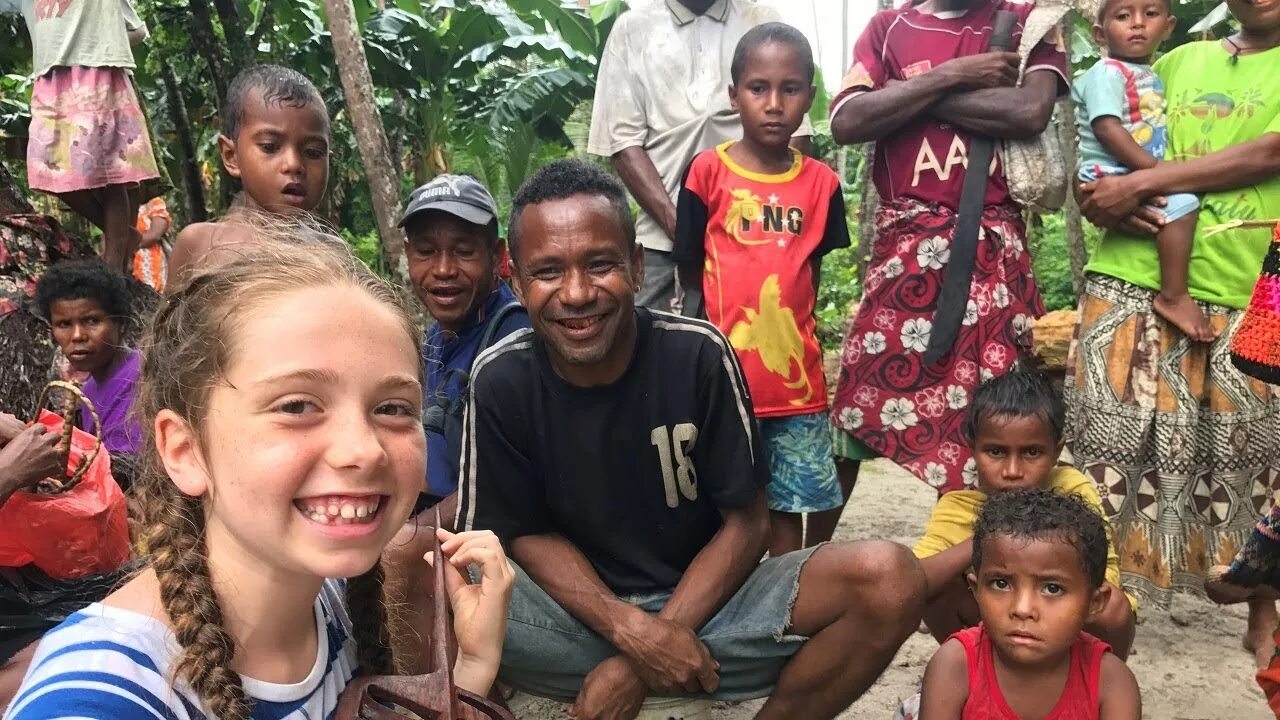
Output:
top-left (510, 459), bottom-right (1272, 719)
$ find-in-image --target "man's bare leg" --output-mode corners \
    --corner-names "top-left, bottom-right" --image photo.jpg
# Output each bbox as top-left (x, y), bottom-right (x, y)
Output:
top-left (769, 510), bottom-right (803, 557)
top-left (756, 541), bottom-right (925, 719)
top-left (1247, 600), bottom-right (1279, 670)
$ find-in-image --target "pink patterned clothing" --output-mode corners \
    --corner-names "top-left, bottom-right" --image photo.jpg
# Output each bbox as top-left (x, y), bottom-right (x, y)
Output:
top-left (26, 66), bottom-right (159, 195)
top-left (830, 199), bottom-right (1042, 492)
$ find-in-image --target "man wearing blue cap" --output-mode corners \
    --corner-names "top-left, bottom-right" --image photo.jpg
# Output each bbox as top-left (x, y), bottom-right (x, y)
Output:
top-left (400, 173), bottom-right (530, 515)
top-left (382, 174), bottom-right (530, 673)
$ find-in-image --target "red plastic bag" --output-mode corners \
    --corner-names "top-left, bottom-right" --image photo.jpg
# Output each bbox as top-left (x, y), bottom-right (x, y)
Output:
top-left (0, 410), bottom-right (130, 579)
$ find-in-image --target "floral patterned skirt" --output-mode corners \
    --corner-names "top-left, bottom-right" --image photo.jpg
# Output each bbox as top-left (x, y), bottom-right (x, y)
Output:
top-left (26, 66), bottom-right (159, 195)
top-left (1065, 273), bottom-right (1280, 607)
top-left (829, 198), bottom-right (1043, 493)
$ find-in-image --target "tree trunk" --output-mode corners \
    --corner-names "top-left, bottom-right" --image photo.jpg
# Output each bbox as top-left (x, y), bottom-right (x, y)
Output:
top-left (212, 0), bottom-right (249, 66)
top-left (189, 0), bottom-right (235, 209)
top-left (321, 0), bottom-right (407, 282)
top-left (161, 65), bottom-right (208, 223)
top-left (855, 148), bottom-right (878, 289)
top-left (1057, 18), bottom-right (1087, 296)
top-left (0, 163), bottom-right (33, 216)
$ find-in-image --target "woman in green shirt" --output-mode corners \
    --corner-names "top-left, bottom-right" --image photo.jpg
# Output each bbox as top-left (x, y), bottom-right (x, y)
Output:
top-left (1066, 0), bottom-right (1280, 668)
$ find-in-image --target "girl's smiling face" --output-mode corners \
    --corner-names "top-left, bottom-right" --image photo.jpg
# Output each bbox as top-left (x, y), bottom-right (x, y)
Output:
top-left (160, 284), bottom-right (424, 582)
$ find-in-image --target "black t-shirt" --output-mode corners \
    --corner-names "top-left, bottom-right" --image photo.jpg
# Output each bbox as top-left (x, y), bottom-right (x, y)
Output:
top-left (455, 309), bottom-right (770, 595)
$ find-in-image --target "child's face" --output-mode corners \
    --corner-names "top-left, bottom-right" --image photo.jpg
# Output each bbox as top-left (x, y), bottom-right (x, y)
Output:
top-left (49, 298), bottom-right (122, 376)
top-left (971, 534), bottom-right (1105, 669)
top-left (160, 285), bottom-right (424, 581)
top-left (219, 88), bottom-right (330, 214)
top-left (1094, 0), bottom-right (1176, 62)
top-left (972, 413), bottom-right (1061, 494)
top-left (728, 42), bottom-right (815, 149)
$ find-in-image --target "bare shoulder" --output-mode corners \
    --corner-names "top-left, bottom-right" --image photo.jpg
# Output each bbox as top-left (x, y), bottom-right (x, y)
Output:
top-left (1098, 652), bottom-right (1141, 720)
top-left (919, 638), bottom-right (969, 718)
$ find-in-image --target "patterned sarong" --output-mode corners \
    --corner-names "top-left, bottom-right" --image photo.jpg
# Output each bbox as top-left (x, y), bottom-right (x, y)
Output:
top-left (830, 198), bottom-right (1044, 493)
top-left (1065, 273), bottom-right (1280, 607)
top-left (26, 66), bottom-right (159, 196)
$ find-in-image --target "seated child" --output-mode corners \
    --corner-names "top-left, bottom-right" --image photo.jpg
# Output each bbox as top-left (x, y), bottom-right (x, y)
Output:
top-left (5, 239), bottom-right (514, 720)
top-left (34, 260), bottom-right (142, 462)
top-left (916, 489), bottom-right (1141, 719)
top-left (1074, 0), bottom-right (1209, 341)
top-left (673, 22), bottom-right (850, 556)
top-left (915, 368), bottom-right (1137, 658)
top-left (167, 64), bottom-right (331, 289)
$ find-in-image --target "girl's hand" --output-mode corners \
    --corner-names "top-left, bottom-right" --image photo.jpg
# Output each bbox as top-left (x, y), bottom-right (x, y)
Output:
top-left (425, 528), bottom-right (514, 696)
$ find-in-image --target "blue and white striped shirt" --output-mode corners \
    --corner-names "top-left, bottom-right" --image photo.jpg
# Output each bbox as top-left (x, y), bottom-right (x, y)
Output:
top-left (4, 580), bottom-right (357, 720)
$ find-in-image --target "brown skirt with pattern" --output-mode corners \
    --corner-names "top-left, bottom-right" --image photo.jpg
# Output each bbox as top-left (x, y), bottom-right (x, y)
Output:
top-left (1065, 273), bottom-right (1280, 607)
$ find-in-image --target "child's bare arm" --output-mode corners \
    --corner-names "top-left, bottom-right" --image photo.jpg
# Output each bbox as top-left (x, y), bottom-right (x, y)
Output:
top-left (1098, 653), bottom-right (1142, 719)
top-left (166, 223), bottom-right (215, 292)
top-left (919, 638), bottom-right (969, 719)
top-left (920, 542), bottom-right (974, 598)
top-left (1092, 116), bottom-right (1159, 171)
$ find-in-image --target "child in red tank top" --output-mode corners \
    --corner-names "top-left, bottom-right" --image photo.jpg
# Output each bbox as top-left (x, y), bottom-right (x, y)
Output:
top-left (916, 490), bottom-right (1141, 719)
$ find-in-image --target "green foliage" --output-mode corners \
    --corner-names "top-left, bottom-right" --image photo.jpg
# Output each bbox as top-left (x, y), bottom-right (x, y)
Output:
top-left (341, 227), bottom-right (383, 271)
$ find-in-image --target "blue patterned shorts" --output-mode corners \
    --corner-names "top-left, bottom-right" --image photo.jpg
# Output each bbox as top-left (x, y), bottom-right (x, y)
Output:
top-left (760, 412), bottom-right (842, 513)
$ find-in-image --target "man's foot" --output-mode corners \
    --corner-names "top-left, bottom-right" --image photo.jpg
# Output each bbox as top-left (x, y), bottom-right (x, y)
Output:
top-left (1154, 291), bottom-right (1216, 342)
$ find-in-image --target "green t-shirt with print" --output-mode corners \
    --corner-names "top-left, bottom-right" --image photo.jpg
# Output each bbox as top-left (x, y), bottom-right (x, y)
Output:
top-left (1084, 41), bottom-right (1280, 310)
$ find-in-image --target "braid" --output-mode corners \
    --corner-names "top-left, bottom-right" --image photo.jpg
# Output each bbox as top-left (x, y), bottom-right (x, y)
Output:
top-left (346, 562), bottom-right (395, 675)
top-left (146, 494), bottom-right (252, 720)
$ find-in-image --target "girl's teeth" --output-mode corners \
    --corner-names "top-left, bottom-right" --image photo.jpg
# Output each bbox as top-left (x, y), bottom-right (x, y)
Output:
top-left (327, 504), bottom-right (339, 517)
top-left (356, 506), bottom-right (368, 518)
top-left (340, 504), bottom-right (356, 519)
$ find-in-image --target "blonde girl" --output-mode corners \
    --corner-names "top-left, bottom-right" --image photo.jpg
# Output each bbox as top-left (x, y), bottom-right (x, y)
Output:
top-left (2, 236), bottom-right (513, 720)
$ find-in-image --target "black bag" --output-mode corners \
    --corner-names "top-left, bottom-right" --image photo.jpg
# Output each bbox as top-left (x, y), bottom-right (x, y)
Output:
top-left (420, 303), bottom-right (524, 509)
top-left (0, 562), bottom-right (138, 664)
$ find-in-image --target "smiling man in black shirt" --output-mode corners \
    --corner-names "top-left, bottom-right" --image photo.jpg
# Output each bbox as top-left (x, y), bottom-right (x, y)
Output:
top-left (456, 159), bottom-right (925, 720)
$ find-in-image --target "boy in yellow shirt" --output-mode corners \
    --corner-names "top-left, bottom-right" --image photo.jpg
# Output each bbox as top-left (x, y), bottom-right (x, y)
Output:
top-left (915, 368), bottom-right (1137, 659)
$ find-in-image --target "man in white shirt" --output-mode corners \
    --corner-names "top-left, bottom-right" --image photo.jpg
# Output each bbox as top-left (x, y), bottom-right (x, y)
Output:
top-left (587, 0), bottom-right (812, 313)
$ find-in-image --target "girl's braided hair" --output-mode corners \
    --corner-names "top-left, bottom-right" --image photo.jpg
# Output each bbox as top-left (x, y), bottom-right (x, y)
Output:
top-left (134, 222), bottom-right (419, 719)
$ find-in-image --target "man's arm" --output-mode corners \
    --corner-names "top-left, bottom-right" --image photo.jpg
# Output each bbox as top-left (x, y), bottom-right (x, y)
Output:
top-left (930, 70), bottom-right (1060, 139)
top-left (831, 52), bottom-right (1021, 145)
top-left (511, 533), bottom-right (719, 695)
top-left (611, 148), bottom-right (677, 241)
top-left (657, 493), bottom-right (769, 631)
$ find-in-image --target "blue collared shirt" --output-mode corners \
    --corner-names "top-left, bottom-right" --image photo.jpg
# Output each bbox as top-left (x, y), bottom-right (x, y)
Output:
top-left (422, 283), bottom-right (529, 496)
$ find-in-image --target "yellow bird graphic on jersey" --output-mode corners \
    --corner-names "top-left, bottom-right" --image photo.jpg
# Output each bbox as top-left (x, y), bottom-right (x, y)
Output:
top-left (728, 274), bottom-right (813, 405)
top-left (724, 189), bottom-right (771, 245)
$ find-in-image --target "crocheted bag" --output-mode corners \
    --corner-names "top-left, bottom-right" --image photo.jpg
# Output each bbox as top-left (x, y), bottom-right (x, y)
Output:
top-left (1230, 223), bottom-right (1280, 384)
top-left (1002, 3), bottom-right (1071, 213)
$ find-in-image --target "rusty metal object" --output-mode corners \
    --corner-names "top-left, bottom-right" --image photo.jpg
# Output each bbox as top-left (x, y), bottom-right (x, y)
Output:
top-left (30, 380), bottom-right (101, 495)
top-left (335, 508), bottom-right (514, 720)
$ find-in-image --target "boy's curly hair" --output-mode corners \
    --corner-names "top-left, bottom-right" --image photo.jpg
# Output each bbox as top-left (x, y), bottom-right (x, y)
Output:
top-left (973, 488), bottom-right (1109, 588)
top-left (962, 365), bottom-right (1064, 445)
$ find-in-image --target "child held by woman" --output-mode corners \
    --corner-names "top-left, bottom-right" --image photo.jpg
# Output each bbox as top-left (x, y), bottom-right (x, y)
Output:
top-left (1074, 0), bottom-right (1208, 340)
top-left (3, 237), bottom-right (514, 720)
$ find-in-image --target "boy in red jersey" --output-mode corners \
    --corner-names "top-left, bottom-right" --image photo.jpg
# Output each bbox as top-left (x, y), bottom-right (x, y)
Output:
top-left (674, 23), bottom-right (850, 555)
